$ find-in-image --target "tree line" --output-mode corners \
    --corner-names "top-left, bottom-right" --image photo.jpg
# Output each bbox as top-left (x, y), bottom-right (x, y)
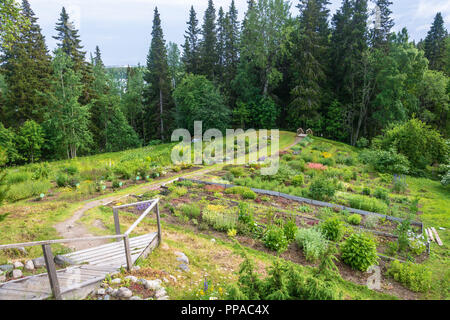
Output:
top-left (0, 0), bottom-right (449, 166)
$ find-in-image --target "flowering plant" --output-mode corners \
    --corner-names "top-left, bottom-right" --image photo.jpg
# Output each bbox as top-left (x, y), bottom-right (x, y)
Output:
top-left (307, 163), bottom-right (327, 170)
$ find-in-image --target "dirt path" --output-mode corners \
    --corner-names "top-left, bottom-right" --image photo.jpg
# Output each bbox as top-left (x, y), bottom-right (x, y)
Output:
top-left (54, 135), bottom-right (303, 251)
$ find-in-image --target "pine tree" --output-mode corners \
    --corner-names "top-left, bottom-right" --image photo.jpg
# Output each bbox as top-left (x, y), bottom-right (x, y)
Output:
top-left (0, 0), bottom-right (52, 126)
top-left (224, 0), bottom-right (240, 88)
top-left (122, 65), bottom-right (145, 140)
top-left (216, 7), bottom-right (226, 84)
top-left (182, 6), bottom-right (201, 74)
top-left (424, 12), bottom-right (448, 72)
top-left (370, 0), bottom-right (394, 49)
top-left (199, 0), bottom-right (218, 81)
top-left (143, 7), bottom-right (174, 142)
top-left (53, 7), bottom-right (94, 106)
top-left (167, 42), bottom-right (183, 89)
top-left (289, 0), bottom-right (330, 130)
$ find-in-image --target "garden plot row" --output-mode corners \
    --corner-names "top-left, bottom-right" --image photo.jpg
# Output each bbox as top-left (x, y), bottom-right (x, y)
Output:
top-left (178, 178), bottom-right (423, 229)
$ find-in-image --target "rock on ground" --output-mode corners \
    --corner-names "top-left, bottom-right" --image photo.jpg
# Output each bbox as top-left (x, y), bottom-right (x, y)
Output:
top-left (144, 280), bottom-right (162, 291)
top-left (125, 275), bottom-right (138, 283)
top-left (0, 275), bottom-right (6, 282)
top-left (111, 278), bottom-right (122, 284)
top-left (117, 287), bottom-right (133, 299)
top-left (129, 296), bottom-right (143, 300)
top-left (177, 264), bottom-right (190, 272)
top-left (12, 269), bottom-right (22, 279)
top-left (97, 288), bottom-right (106, 295)
top-left (32, 257), bottom-right (46, 269)
top-left (54, 255), bottom-right (76, 267)
top-left (175, 252), bottom-right (189, 265)
top-left (24, 260), bottom-right (34, 271)
top-left (0, 265), bottom-right (13, 272)
top-left (13, 261), bottom-right (24, 269)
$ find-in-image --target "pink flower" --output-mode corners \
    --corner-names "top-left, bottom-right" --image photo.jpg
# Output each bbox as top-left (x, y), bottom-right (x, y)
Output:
top-left (307, 163), bottom-right (327, 170)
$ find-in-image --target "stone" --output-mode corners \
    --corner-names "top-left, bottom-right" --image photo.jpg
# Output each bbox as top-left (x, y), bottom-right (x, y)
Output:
top-left (116, 287), bottom-right (133, 299)
top-left (110, 289), bottom-right (119, 297)
top-left (157, 296), bottom-right (169, 300)
top-left (169, 275), bottom-right (177, 282)
top-left (0, 264), bottom-right (13, 272)
top-left (210, 238), bottom-right (216, 243)
top-left (162, 277), bottom-right (169, 283)
top-left (13, 261), bottom-right (24, 269)
top-left (131, 266), bottom-right (141, 271)
top-left (12, 269), bottom-right (22, 279)
top-left (129, 296), bottom-right (143, 300)
top-left (97, 288), bottom-right (106, 295)
top-left (24, 260), bottom-right (34, 271)
top-left (54, 255), bottom-right (76, 267)
top-left (125, 275), bottom-right (138, 283)
top-left (144, 280), bottom-right (162, 291)
top-left (155, 288), bottom-right (167, 299)
top-left (106, 287), bottom-right (114, 295)
top-left (17, 247), bottom-right (27, 255)
top-left (175, 252), bottom-right (189, 265)
top-left (0, 275), bottom-right (6, 282)
top-left (111, 278), bottom-right (122, 284)
top-left (103, 295), bottom-right (110, 301)
top-left (32, 257), bottom-right (46, 269)
top-left (137, 278), bottom-right (148, 286)
top-left (177, 264), bottom-right (190, 272)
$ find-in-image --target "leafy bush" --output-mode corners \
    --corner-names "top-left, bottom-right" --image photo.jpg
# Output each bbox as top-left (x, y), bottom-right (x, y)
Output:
top-left (295, 228), bottom-right (328, 262)
top-left (283, 218), bottom-right (298, 243)
top-left (6, 171), bottom-right (32, 184)
top-left (6, 180), bottom-right (52, 202)
top-left (56, 173), bottom-right (69, 187)
top-left (356, 137), bottom-right (369, 148)
top-left (359, 149), bottom-right (410, 174)
top-left (362, 186), bottom-right (371, 196)
top-left (308, 178), bottom-right (336, 201)
top-left (263, 225), bottom-right (289, 253)
top-left (64, 165), bottom-right (79, 176)
top-left (347, 214), bottom-right (362, 225)
top-left (291, 174), bottom-right (304, 187)
top-left (288, 159), bottom-right (305, 171)
top-left (347, 194), bottom-right (388, 214)
top-left (180, 204), bottom-right (201, 219)
top-left (386, 260), bottom-right (432, 293)
top-left (341, 233), bottom-right (379, 271)
top-left (373, 187), bottom-right (389, 201)
top-left (238, 202), bottom-right (254, 225)
top-left (392, 175), bottom-right (408, 193)
top-left (373, 118), bottom-right (448, 171)
top-left (320, 218), bottom-right (345, 241)
top-left (202, 205), bottom-right (237, 232)
top-left (230, 167), bottom-right (246, 178)
top-left (225, 186), bottom-right (256, 199)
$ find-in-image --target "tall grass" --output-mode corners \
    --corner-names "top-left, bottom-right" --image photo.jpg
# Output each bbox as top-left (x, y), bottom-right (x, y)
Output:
top-left (7, 180), bottom-right (52, 202)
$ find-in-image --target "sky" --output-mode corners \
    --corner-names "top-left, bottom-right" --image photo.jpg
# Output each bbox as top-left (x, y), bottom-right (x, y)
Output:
top-left (28, 0), bottom-right (450, 67)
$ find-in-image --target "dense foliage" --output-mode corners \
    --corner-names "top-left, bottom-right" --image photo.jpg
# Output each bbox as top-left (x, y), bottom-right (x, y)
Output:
top-left (0, 0), bottom-right (448, 168)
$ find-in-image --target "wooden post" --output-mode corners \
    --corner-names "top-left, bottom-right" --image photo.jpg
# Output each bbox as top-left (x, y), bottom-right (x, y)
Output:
top-left (156, 201), bottom-right (162, 246)
top-left (123, 235), bottom-right (132, 271)
top-left (42, 244), bottom-right (62, 300)
top-left (113, 208), bottom-right (121, 242)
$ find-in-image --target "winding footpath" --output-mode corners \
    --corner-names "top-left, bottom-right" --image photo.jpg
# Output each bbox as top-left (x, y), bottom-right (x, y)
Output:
top-left (54, 135), bottom-right (303, 251)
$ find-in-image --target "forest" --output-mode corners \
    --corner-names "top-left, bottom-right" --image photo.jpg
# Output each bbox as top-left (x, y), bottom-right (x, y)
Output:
top-left (0, 0), bottom-right (449, 174)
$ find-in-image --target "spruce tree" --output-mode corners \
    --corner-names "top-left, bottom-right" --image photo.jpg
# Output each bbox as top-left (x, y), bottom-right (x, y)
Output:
top-left (216, 7), bottom-right (226, 84)
top-left (143, 7), bottom-right (173, 142)
top-left (199, 0), bottom-right (218, 81)
top-left (182, 6), bottom-right (201, 74)
top-left (224, 0), bottom-right (240, 87)
top-left (289, 0), bottom-right (330, 130)
top-left (0, 0), bottom-right (52, 126)
top-left (424, 12), bottom-right (448, 72)
top-left (370, 0), bottom-right (394, 49)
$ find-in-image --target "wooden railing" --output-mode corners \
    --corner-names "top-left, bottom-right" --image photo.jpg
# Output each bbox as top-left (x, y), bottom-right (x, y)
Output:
top-left (0, 198), bottom-right (161, 300)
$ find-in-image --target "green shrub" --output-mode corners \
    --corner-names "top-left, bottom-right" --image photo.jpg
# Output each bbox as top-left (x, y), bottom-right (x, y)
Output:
top-left (291, 174), bottom-right (304, 187)
top-left (359, 149), bottom-right (410, 174)
top-left (202, 205), bottom-right (237, 232)
top-left (56, 174), bottom-right (69, 187)
top-left (6, 171), bottom-right (32, 185)
top-left (263, 225), bottom-right (289, 253)
top-left (288, 159), bottom-right (305, 171)
top-left (238, 202), bottom-right (254, 225)
top-left (341, 233), bottom-right (378, 271)
top-left (347, 194), bottom-right (388, 214)
top-left (386, 260), bottom-right (432, 292)
top-left (230, 167), bottom-right (246, 178)
top-left (373, 187), bottom-right (389, 201)
top-left (225, 186), bottom-right (256, 199)
top-left (295, 228), bottom-right (328, 262)
top-left (362, 187), bottom-right (371, 196)
top-left (112, 180), bottom-right (122, 189)
top-left (180, 204), bottom-right (201, 219)
top-left (6, 180), bottom-right (52, 202)
top-left (392, 176), bottom-right (408, 193)
top-left (64, 165), bottom-right (79, 176)
top-left (308, 178), bottom-right (336, 201)
top-left (347, 214), bottom-right (362, 225)
top-left (320, 218), bottom-right (345, 241)
top-left (283, 218), bottom-right (298, 242)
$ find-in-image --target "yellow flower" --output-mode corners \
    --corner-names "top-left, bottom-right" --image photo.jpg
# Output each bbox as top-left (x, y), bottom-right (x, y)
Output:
top-left (200, 290), bottom-right (205, 296)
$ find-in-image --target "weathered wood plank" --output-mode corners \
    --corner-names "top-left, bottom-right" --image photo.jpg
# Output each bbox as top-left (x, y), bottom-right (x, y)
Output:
top-left (42, 244), bottom-right (62, 300)
top-left (427, 228), bottom-right (435, 242)
top-left (431, 227), bottom-right (443, 246)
